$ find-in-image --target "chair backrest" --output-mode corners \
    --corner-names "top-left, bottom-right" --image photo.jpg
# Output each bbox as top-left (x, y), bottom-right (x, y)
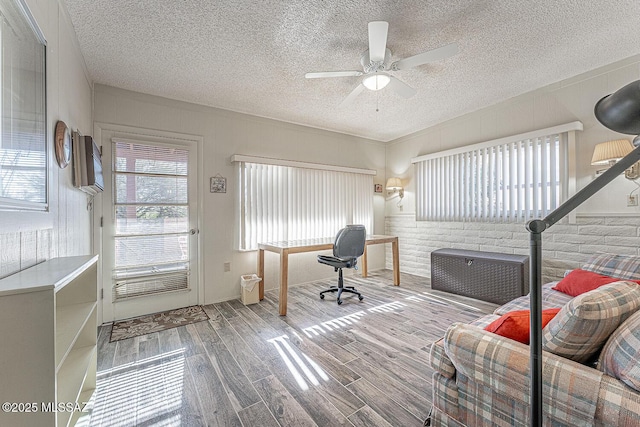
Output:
top-left (333, 225), bottom-right (366, 259)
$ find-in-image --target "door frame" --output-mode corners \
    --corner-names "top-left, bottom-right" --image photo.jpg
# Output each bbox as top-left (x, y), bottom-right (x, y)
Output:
top-left (93, 122), bottom-right (204, 324)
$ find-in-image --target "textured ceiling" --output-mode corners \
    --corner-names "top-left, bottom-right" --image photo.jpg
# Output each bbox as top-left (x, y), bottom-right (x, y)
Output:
top-left (63, 0), bottom-right (640, 142)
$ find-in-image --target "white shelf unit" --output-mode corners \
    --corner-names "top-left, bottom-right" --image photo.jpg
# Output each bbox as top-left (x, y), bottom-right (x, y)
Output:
top-left (0, 255), bottom-right (99, 427)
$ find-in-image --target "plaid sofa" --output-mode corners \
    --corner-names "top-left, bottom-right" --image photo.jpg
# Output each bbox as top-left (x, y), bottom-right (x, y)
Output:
top-left (428, 253), bottom-right (640, 426)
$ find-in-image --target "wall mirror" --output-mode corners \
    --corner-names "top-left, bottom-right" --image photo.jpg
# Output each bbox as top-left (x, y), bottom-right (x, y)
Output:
top-left (0, 0), bottom-right (47, 211)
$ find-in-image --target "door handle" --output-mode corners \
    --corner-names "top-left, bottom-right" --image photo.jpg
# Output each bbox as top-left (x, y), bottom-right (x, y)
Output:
top-left (190, 229), bottom-right (199, 235)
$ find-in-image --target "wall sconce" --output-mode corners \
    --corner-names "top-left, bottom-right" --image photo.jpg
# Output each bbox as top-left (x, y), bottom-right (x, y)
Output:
top-left (386, 177), bottom-right (404, 206)
top-left (591, 139), bottom-right (640, 179)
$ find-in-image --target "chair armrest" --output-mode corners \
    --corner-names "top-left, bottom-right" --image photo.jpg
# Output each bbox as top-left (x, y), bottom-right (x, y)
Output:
top-left (443, 323), bottom-right (603, 426)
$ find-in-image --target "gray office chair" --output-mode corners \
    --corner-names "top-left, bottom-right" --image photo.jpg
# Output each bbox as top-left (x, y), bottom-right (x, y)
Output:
top-left (318, 224), bottom-right (366, 305)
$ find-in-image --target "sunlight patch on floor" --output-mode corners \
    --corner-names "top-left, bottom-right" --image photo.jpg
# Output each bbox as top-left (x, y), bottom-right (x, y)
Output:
top-left (302, 300), bottom-right (410, 337)
top-left (367, 301), bottom-right (406, 313)
top-left (421, 292), bottom-right (485, 312)
top-left (268, 335), bottom-right (329, 390)
top-left (90, 348), bottom-right (186, 427)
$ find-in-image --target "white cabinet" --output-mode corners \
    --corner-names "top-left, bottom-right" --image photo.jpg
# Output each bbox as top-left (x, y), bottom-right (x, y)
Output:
top-left (0, 255), bottom-right (99, 427)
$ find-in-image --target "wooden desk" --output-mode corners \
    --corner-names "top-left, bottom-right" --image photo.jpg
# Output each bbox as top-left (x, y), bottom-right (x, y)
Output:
top-left (257, 235), bottom-right (400, 315)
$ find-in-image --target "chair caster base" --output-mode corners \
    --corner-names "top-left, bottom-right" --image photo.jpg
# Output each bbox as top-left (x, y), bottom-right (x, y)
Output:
top-left (319, 285), bottom-right (363, 305)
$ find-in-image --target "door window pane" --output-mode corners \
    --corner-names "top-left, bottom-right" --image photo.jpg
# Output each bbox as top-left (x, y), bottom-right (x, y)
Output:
top-left (115, 174), bottom-right (187, 204)
top-left (115, 205), bottom-right (188, 235)
top-left (112, 141), bottom-right (191, 300)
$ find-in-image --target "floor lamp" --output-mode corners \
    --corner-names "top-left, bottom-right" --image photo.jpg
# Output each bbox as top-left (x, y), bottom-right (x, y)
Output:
top-left (528, 80), bottom-right (640, 426)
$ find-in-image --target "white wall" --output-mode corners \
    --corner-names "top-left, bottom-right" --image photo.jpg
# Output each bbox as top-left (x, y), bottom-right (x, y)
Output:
top-left (93, 85), bottom-right (387, 304)
top-left (385, 55), bottom-right (640, 281)
top-left (0, 0), bottom-right (93, 279)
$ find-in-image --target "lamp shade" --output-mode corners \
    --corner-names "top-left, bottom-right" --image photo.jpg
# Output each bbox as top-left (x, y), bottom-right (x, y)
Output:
top-left (591, 139), bottom-right (634, 165)
top-left (595, 80), bottom-right (640, 135)
top-left (386, 177), bottom-right (402, 189)
top-left (363, 73), bottom-right (390, 91)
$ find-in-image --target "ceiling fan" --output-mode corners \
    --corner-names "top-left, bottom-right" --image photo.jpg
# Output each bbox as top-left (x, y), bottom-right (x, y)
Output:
top-left (305, 21), bottom-right (458, 106)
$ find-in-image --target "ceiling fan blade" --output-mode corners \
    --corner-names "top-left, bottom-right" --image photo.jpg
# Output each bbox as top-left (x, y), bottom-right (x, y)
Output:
top-left (368, 21), bottom-right (389, 63)
top-left (392, 42), bottom-right (458, 71)
top-left (388, 76), bottom-right (417, 99)
top-left (305, 71), bottom-right (363, 79)
top-left (339, 83), bottom-right (365, 107)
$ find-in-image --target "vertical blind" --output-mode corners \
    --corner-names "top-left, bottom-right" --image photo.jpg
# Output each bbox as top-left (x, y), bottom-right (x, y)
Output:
top-left (412, 124), bottom-right (582, 222)
top-left (237, 161), bottom-right (374, 250)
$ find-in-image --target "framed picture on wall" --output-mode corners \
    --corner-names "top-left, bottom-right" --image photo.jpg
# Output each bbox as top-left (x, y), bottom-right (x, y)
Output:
top-left (210, 175), bottom-right (226, 193)
top-left (374, 183), bottom-right (383, 193)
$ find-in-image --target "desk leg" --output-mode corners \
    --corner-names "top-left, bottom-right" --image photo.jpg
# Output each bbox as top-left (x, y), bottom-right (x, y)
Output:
top-left (392, 239), bottom-right (400, 286)
top-left (279, 249), bottom-right (289, 316)
top-left (361, 245), bottom-right (368, 278)
top-left (258, 249), bottom-right (265, 300)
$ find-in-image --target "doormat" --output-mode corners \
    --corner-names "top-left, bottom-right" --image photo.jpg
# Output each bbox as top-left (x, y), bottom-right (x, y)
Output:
top-left (109, 305), bottom-right (209, 342)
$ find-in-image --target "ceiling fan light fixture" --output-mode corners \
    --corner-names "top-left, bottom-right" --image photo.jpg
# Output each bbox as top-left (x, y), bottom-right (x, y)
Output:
top-left (362, 73), bottom-right (390, 91)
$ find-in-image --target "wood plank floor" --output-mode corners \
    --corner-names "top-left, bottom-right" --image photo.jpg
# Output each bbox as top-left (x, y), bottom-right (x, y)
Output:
top-left (88, 270), bottom-right (496, 427)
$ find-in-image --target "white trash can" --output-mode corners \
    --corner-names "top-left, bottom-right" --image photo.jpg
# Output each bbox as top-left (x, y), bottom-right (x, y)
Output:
top-left (240, 274), bottom-right (261, 305)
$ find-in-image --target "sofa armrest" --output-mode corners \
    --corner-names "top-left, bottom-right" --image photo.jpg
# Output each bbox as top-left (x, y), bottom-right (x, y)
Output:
top-left (595, 375), bottom-right (640, 426)
top-left (429, 338), bottom-right (456, 378)
top-left (443, 323), bottom-right (603, 426)
top-left (429, 315), bottom-right (501, 379)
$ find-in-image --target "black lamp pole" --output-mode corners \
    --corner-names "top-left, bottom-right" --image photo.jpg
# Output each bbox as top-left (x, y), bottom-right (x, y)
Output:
top-left (527, 80), bottom-right (640, 426)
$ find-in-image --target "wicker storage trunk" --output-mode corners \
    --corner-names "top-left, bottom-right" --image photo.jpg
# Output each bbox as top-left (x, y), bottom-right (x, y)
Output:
top-left (430, 248), bottom-right (529, 304)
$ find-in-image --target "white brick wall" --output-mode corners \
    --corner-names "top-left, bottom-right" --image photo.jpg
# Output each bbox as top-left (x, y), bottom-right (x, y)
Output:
top-left (385, 214), bottom-right (640, 283)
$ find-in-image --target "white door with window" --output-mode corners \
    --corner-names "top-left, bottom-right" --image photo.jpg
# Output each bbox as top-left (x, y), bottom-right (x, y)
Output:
top-left (100, 131), bottom-right (200, 322)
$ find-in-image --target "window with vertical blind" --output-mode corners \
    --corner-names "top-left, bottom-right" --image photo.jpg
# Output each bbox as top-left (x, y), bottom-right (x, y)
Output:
top-left (411, 122), bottom-right (582, 222)
top-left (233, 156), bottom-right (375, 251)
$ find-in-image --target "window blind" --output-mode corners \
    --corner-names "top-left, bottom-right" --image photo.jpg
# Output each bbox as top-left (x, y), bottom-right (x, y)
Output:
top-left (0, 0), bottom-right (47, 210)
top-left (112, 141), bottom-right (191, 300)
top-left (412, 122), bottom-right (582, 222)
top-left (237, 161), bottom-right (374, 251)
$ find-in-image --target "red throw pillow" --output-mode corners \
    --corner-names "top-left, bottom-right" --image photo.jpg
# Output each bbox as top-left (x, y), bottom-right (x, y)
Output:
top-left (485, 308), bottom-right (561, 344)
top-left (552, 269), bottom-right (625, 297)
